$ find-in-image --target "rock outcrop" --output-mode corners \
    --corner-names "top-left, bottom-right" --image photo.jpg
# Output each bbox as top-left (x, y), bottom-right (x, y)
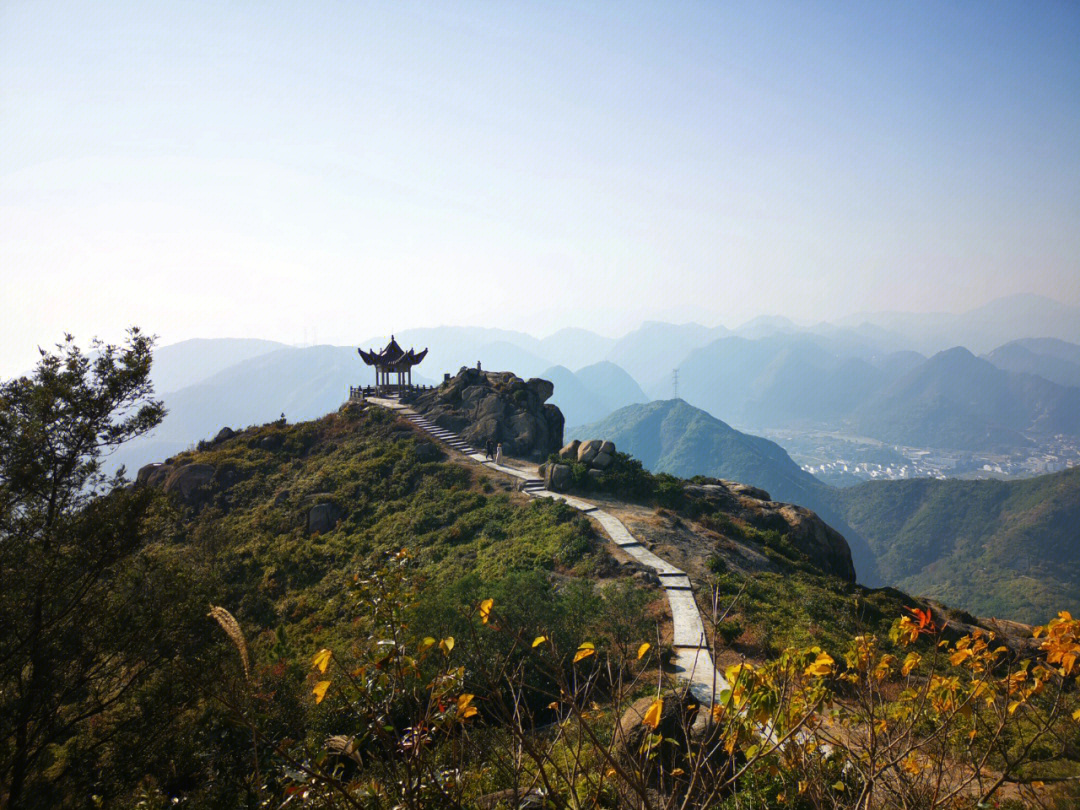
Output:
top-left (410, 367), bottom-right (564, 460)
top-left (541, 438), bottom-right (618, 492)
top-left (686, 479), bottom-right (856, 582)
top-left (137, 461), bottom-right (215, 505)
top-left (615, 691), bottom-right (706, 781)
top-left (305, 500), bottom-right (344, 534)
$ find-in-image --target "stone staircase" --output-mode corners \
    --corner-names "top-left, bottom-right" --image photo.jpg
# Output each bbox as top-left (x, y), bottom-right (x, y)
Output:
top-left (520, 478), bottom-right (547, 496)
top-left (405, 413), bottom-right (479, 456)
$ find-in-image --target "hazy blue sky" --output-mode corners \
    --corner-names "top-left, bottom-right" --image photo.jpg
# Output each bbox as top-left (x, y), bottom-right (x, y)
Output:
top-left (2, 1), bottom-right (1078, 375)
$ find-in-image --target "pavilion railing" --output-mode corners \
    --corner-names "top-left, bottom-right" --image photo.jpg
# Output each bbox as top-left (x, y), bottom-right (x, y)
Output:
top-left (349, 384), bottom-right (434, 401)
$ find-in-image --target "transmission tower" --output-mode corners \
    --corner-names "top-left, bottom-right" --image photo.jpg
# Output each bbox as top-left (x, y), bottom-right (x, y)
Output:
top-left (672, 368), bottom-right (679, 400)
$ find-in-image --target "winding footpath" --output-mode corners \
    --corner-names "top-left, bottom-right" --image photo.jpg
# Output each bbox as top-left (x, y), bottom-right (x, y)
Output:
top-left (368, 397), bottom-right (727, 703)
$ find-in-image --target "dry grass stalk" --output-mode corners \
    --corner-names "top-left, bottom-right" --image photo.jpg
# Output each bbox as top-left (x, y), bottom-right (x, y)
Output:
top-left (208, 605), bottom-right (251, 681)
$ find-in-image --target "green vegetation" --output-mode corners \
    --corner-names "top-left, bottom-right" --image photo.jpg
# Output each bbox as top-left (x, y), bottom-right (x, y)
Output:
top-left (4, 334), bottom-right (1078, 808)
top-left (0, 334), bottom-right (655, 807)
top-left (571, 399), bottom-right (1080, 624)
top-left (833, 468), bottom-right (1080, 624)
top-left (570, 399), bottom-right (829, 509)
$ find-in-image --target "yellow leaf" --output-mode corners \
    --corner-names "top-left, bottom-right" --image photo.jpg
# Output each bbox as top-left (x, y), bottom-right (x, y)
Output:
top-left (901, 652), bottom-right (921, 676)
top-left (670, 768), bottom-right (685, 776)
top-left (949, 648), bottom-right (973, 667)
top-left (439, 637), bottom-right (455, 656)
top-left (532, 635), bottom-right (547, 648)
top-left (457, 693), bottom-right (474, 712)
top-left (312, 648), bottom-right (333, 673)
top-left (1072, 707), bottom-right (1080, 721)
top-left (1007, 700), bottom-right (1021, 715)
top-left (419, 637), bottom-right (436, 653)
top-left (573, 647), bottom-right (595, 663)
top-left (637, 642), bottom-right (651, 660)
top-left (461, 705), bottom-right (478, 720)
top-left (642, 698), bottom-right (663, 729)
top-left (479, 598), bottom-right (494, 624)
top-left (312, 680), bottom-right (331, 703)
top-left (804, 652), bottom-right (835, 677)
top-left (798, 781), bottom-right (808, 794)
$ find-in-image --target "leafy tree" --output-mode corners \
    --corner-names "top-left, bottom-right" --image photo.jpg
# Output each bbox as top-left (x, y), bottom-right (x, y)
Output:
top-left (0, 330), bottom-right (176, 807)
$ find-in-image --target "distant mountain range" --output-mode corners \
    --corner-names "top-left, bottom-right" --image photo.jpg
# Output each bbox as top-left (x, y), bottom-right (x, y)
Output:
top-left (853, 347), bottom-right (1080, 451)
top-left (122, 313), bottom-right (1080, 480)
top-left (839, 294), bottom-right (1080, 356)
top-left (543, 362), bottom-right (648, 427)
top-left (984, 338), bottom-right (1080, 388)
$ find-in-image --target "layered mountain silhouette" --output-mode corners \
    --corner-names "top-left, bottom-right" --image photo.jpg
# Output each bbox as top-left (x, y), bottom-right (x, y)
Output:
top-left (985, 338), bottom-right (1080, 388)
top-left (544, 361), bottom-right (649, 427)
top-left (854, 347), bottom-right (1080, 451)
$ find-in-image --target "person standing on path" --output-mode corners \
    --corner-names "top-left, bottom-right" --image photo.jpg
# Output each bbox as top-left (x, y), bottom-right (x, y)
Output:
top-left (495, 443), bottom-right (503, 465)
top-left (485, 439), bottom-right (494, 460)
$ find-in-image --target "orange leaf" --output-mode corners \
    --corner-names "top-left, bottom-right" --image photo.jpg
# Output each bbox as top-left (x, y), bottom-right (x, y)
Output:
top-left (642, 698), bottom-right (663, 729)
top-left (573, 647), bottom-right (595, 664)
top-left (637, 642), bottom-right (651, 660)
top-left (312, 648), bottom-right (332, 673)
top-left (479, 598), bottom-right (494, 624)
top-left (312, 680), bottom-right (331, 703)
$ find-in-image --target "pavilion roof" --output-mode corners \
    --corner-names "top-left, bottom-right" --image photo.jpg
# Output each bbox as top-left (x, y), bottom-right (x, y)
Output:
top-left (358, 336), bottom-right (428, 369)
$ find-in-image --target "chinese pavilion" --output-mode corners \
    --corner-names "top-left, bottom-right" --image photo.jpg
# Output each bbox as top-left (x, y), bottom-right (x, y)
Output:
top-left (358, 336), bottom-right (428, 394)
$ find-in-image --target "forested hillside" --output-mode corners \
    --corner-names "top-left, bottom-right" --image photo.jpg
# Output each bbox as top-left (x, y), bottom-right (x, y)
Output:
top-left (833, 467), bottom-right (1080, 624)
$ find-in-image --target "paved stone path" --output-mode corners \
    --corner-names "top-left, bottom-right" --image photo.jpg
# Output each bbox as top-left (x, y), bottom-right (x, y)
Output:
top-left (366, 396), bottom-right (727, 702)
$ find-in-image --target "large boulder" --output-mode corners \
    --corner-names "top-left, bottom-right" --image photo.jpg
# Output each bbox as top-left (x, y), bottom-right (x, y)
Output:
top-left (213, 426), bottom-right (236, 444)
top-left (546, 463), bottom-right (573, 492)
top-left (307, 501), bottom-right (344, 534)
top-left (410, 367), bottom-right (564, 460)
top-left (592, 451), bottom-right (613, 469)
top-left (161, 463), bottom-right (215, 502)
top-left (559, 439), bottom-right (581, 460)
top-left (526, 377), bottom-right (554, 401)
top-left (684, 478), bottom-right (856, 582)
top-left (136, 463), bottom-right (171, 488)
top-left (599, 440), bottom-right (615, 456)
top-left (615, 691), bottom-right (702, 780)
top-left (577, 439), bottom-right (602, 464)
top-left (776, 504), bottom-right (856, 582)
